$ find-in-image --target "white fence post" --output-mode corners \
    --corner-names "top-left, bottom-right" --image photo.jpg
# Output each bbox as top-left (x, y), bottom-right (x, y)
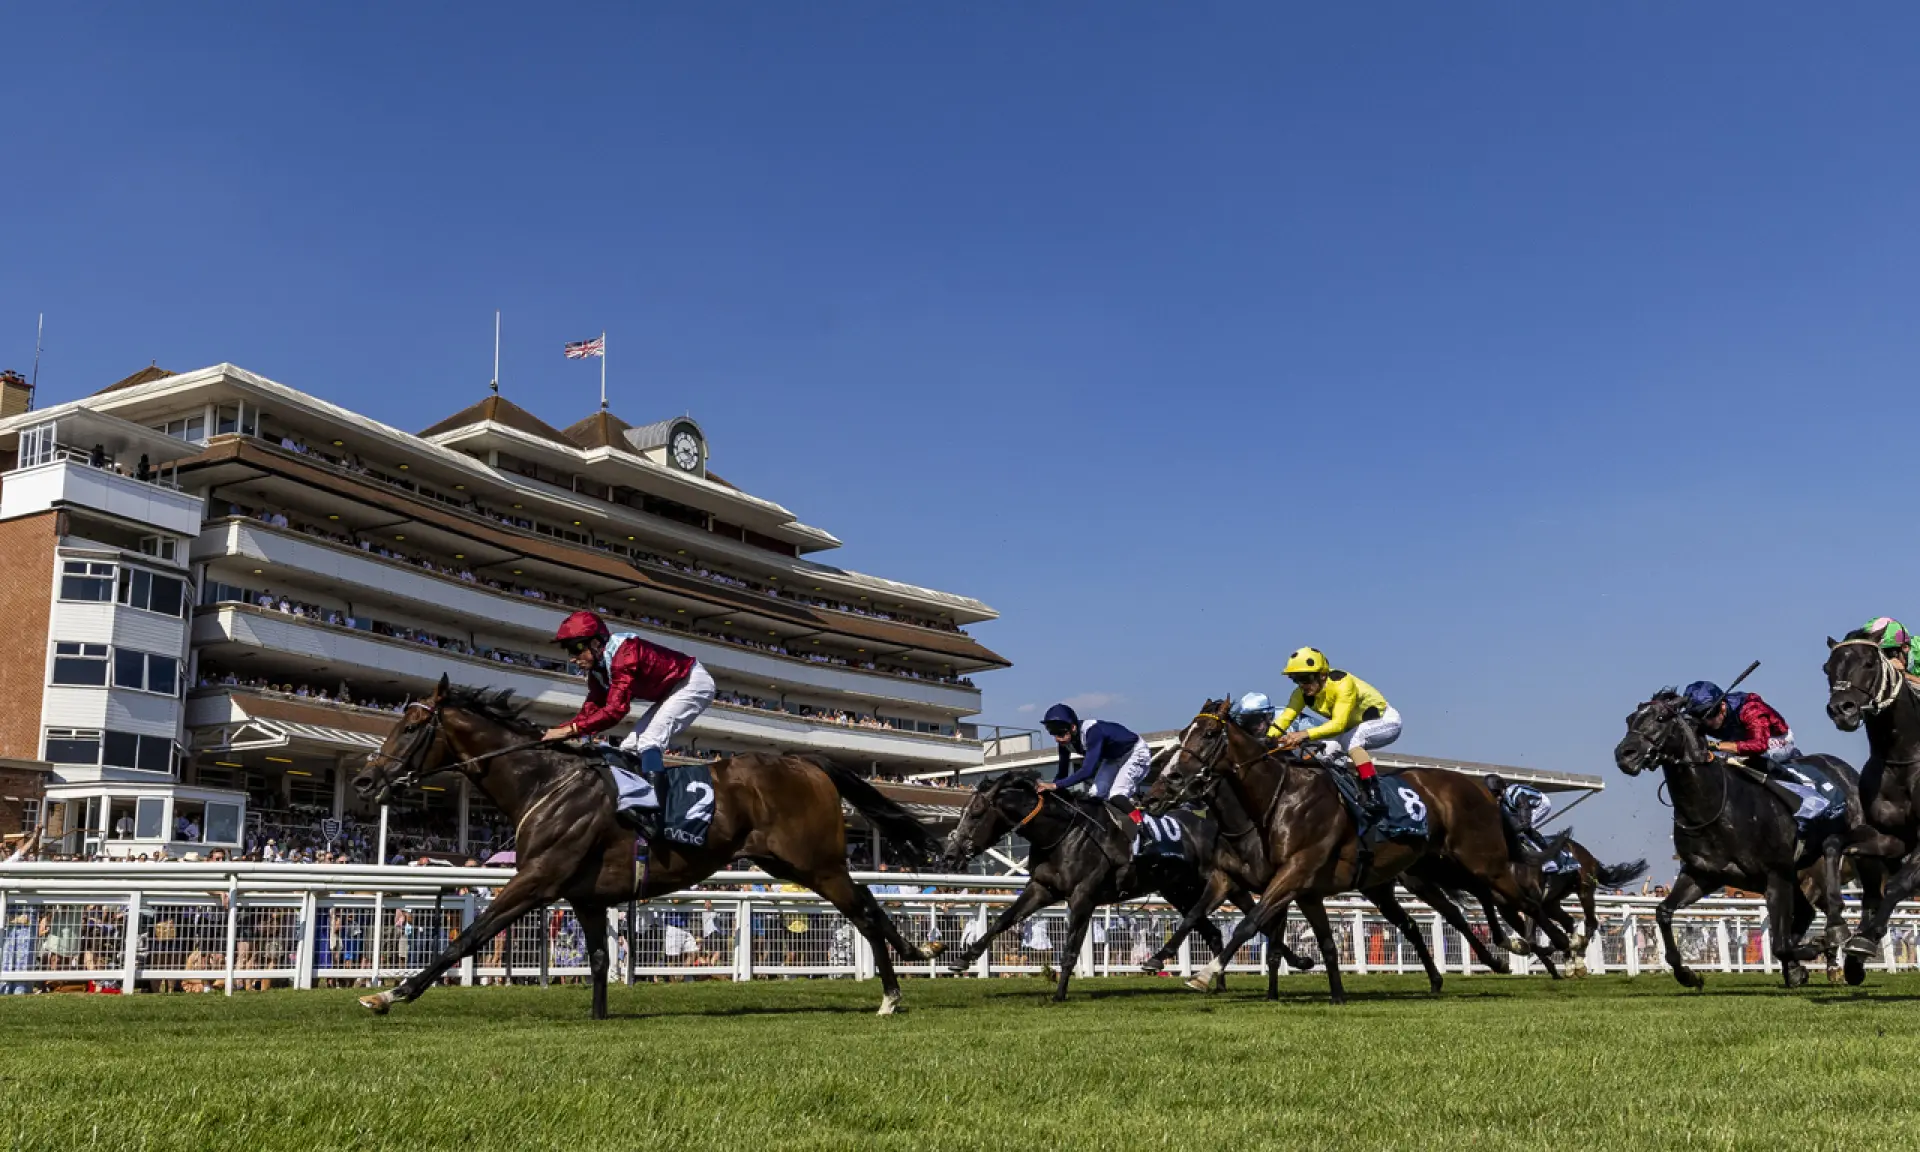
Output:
top-left (120, 891), bottom-right (142, 994)
top-left (223, 880), bottom-right (239, 996)
top-left (734, 897), bottom-right (753, 982)
top-left (1624, 913), bottom-right (1639, 977)
top-left (370, 892), bottom-right (384, 987)
top-left (460, 894), bottom-right (477, 987)
top-left (1715, 917), bottom-right (1731, 971)
top-left (296, 891), bottom-right (317, 990)
top-left (1352, 910), bottom-right (1368, 976)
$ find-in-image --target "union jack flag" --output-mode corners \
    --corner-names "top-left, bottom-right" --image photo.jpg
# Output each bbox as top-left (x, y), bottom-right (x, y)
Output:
top-left (563, 335), bottom-right (605, 359)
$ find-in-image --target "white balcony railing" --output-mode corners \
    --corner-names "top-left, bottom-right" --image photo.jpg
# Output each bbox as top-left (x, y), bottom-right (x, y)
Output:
top-left (2, 456), bottom-right (205, 536)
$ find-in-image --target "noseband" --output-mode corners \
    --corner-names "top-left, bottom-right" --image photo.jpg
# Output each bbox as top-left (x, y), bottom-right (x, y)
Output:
top-left (365, 700), bottom-right (445, 791)
top-left (1831, 638), bottom-right (1907, 716)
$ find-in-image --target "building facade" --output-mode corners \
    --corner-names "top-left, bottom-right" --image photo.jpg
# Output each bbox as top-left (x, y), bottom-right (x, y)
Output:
top-left (0, 364), bottom-right (1005, 860)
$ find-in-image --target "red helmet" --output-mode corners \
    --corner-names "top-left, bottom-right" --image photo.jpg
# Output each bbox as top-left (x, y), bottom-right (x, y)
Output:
top-left (555, 610), bottom-right (610, 646)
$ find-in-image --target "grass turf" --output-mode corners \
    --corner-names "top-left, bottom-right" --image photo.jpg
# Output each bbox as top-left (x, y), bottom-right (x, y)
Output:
top-left (4, 972), bottom-right (1920, 1150)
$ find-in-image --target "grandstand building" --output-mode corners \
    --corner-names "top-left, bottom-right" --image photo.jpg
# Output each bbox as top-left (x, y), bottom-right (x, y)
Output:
top-left (0, 364), bottom-right (1006, 859)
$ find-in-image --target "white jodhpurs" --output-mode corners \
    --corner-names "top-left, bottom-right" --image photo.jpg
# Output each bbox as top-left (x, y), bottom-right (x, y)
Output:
top-left (1319, 706), bottom-right (1403, 758)
top-left (1093, 738), bottom-right (1156, 801)
top-left (618, 662), bottom-right (717, 757)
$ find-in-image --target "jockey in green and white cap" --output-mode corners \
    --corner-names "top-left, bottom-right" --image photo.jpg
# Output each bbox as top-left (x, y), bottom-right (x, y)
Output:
top-left (1862, 617), bottom-right (1920, 678)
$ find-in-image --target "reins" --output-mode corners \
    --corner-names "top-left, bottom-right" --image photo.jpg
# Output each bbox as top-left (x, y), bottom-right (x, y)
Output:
top-left (1831, 638), bottom-right (1909, 716)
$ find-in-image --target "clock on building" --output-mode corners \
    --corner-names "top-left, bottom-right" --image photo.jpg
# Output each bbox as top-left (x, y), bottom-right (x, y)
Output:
top-left (669, 424), bottom-right (703, 473)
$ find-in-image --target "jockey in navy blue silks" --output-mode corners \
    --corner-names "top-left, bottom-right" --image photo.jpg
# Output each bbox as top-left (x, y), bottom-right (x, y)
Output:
top-left (1038, 704), bottom-right (1154, 807)
top-left (1486, 775), bottom-right (1551, 851)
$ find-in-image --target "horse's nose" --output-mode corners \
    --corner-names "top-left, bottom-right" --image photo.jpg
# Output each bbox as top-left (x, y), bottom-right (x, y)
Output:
top-left (1829, 699), bottom-right (1860, 726)
top-left (351, 771), bottom-right (376, 797)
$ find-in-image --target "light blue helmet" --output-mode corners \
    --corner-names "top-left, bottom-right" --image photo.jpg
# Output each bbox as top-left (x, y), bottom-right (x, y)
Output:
top-left (1231, 692), bottom-right (1276, 733)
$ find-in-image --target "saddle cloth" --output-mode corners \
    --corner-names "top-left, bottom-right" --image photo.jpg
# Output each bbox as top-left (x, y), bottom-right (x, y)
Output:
top-left (1327, 766), bottom-right (1430, 846)
top-left (1133, 809), bottom-right (1196, 860)
top-left (1522, 832), bottom-right (1578, 875)
top-left (601, 751), bottom-right (715, 848)
top-left (1732, 756), bottom-right (1843, 833)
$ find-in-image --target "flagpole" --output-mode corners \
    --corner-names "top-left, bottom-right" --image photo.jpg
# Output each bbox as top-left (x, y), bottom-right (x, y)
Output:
top-left (491, 310), bottom-right (501, 394)
top-left (599, 330), bottom-right (607, 410)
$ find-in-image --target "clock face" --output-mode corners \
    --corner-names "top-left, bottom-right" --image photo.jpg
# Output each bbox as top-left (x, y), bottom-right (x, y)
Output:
top-left (670, 429), bottom-right (701, 472)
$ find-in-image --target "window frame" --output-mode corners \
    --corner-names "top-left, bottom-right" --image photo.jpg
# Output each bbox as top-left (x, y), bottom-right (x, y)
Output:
top-left (116, 565), bottom-right (187, 618)
top-left (58, 560), bottom-right (115, 603)
top-left (50, 641), bottom-right (110, 687)
top-left (43, 728), bottom-right (103, 766)
top-left (109, 647), bottom-right (179, 697)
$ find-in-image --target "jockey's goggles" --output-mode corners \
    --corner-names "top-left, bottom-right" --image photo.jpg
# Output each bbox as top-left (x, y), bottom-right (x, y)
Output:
top-left (1042, 721), bottom-right (1074, 738)
top-left (561, 637), bottom-right (599, 657)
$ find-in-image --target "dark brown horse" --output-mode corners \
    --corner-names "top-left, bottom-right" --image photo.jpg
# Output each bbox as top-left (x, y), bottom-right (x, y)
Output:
top-left (351, 677), bottom-right (943, 1018)
top-left (1491, 839), bottom-right (1647, 976)
top-left (1150, 698), bottom-right (1564, 1003)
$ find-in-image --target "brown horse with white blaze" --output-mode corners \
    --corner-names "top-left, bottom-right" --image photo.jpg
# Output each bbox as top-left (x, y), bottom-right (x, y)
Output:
top-left (351, 676), bottom-right (943, 1017)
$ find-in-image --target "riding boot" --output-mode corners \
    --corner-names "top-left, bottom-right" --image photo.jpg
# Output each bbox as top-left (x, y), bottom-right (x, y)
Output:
top-left (1358, 771), bottom-right (1387, 821)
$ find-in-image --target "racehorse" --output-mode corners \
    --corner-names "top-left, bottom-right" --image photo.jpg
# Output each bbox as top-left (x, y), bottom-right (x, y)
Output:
top-left (1614, 689), bottom-right (1867, 988)
top-left (1149, 699), bottom-right (1566, 1004)
top-left (351, 677), bottom-right (944, 1018)
top-left (1822, 633), bottom-right (1910, 958)
top-left (934, 772), bottom-right (1314, 1001)
top-left (1492, 839), bottom-right (1647, 976)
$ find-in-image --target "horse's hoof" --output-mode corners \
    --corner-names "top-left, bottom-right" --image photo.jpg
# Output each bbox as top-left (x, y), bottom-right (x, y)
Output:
top-left (1486, 957), bottom-right (1512, 976)
top-left (1428, 978), bottom-right (1443, 995)
top-left (1843, 934), bottom-right (1879, 959)
top-left (1039, 964), bottom-right (1056, 983)
top-left (876, 992), bottom-right (900, 1016)
top-left (359, 991), bottom-right (394, 1015)
top-left (1503, 939), bottom-right (1532, 957)
top-left (1570, 961), bottom-right (1589, 979)
top-left (1677, 970), bottom-right (1706, 991)
top-left (1826, 966), bottom-right (1844, 985)
top-left (921, 941), bottom-right (945, 959)
top-left (1784, 964), bottom-right (1810, 990)
top-left (1183, 976), bottom-right (1212, 993)
top-left (1845, 955), bottom-right (1868, 986)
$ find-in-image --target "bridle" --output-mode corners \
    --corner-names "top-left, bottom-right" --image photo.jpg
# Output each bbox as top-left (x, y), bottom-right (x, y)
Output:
top-left (1162, 710), bottom-right (1299, 839)
top-left (364, 699), bottom-right (553, 796)
top-left (1628, 699), bottom-right (1727, 833)
top-left (1830, 637), bottom-right (1908, 717)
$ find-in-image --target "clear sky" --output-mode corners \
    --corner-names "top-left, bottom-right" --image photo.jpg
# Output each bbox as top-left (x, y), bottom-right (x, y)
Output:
top-left (6, 4), bottom-right (1919, 875)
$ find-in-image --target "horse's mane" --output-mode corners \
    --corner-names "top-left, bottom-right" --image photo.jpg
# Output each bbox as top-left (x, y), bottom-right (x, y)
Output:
top-left (443, 685), bottom-right (543, 736)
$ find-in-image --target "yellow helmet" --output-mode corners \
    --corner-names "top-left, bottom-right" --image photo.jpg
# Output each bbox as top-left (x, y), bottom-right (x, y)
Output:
top-left (1283, 647), bottom-right (1329, 677)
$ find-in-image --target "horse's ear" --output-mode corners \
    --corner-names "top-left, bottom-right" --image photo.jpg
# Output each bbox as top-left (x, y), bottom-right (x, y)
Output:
top-left (1827, 636), bottom-right (1839, 650)
top-left (432, 673), bottom-right (450, 703)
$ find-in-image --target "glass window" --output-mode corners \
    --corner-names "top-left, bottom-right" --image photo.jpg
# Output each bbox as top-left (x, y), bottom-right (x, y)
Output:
top-left (52, 642), bottom-right (109, 686)
top-left (59, 561), bottom-right (114, 602)
top-left (113, 648), bottom-right (145, 689)
top-left (103, 730), bottom-right (139, 768)
top-left (216, 406), bottom-right (238, 436)
top-left (146, 654), bottom-right (177, 696)
top-left (20, 799), bottom-right (38, 833)
top-left (18, 424), bottom-right (54, 468)
top-left (116, 567), bottom-right (186, 616)
top-left (44, 729), bottom-right (101, 765)
top-left (204, 802), bottom-right (241, 845)
top-left (136, 735), bottom-right (173, 774)
top-left (135, 797), bottom-right (166, 840)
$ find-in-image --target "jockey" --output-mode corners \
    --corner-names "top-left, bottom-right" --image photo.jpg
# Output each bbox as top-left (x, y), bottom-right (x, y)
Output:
top-left (1268, 648), bottom-right (1402, 817)
top-left (1861, 617), bottom-right (1920, 682)
top-left (1231, 691), bottom-right (1327, 739)
top-left (1682, 679), bottom-right (1801, 782)
top-left (1485, 775), bottom-right (1551, 852)
top-left (1038, 704), bottom-right (1152, 809)
top-left (1229, 692), bottom-right (1277, 737)
top-left (540, 610), bottom-right (717, 826)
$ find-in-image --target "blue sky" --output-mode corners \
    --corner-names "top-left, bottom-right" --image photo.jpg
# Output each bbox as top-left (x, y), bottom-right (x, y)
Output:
top-left (6, 4), bottom-right (1920, 874)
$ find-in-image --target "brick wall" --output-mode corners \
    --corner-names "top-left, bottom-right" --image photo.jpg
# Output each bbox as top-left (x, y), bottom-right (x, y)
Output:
top-left (0, 513), bottom-right (56, 760)
top-left (0, 765), bottom-right (47, 838)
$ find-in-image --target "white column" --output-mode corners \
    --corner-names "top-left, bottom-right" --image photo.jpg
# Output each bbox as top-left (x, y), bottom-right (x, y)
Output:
top-left (734, 897), bottom-right (753, 982)
top-left (222, 879), bottom-right (239, 996)
top-left (295, 892), bottom-right (317, 990)
top-left (332, 759), bottom-right (347, 819)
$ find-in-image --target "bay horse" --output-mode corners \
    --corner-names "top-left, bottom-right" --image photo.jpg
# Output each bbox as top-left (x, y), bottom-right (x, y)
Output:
top-left (1491, 839), bottom-right (1647, 976)
top-left (1149, 699), bottom-right (1564, 1003)
top-left (351, 677), bottom-right (943, 1018)
top-left (934, 772), bottom-right (1314, 1001)
top-left (1614, 688), bottom-right (1867, 988)
top-left (1822, 633), bottom-right (1909, 958)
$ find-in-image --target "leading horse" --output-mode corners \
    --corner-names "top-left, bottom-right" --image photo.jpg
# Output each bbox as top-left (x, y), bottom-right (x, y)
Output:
top-left (1614, 688), bottom-right (1867, 988)
top-left (1822, 634), bottom-right (1909, 957)
top-left (352, 677), bottom-right (943, 1017)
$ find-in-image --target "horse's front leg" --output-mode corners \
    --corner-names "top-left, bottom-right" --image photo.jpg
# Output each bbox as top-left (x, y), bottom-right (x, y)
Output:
top-left (577, 904), bottom-right (611, 1020)
top-left (1656, 870), bottom-right (1718, 990)
top-left (361, 871), bottom-right (553, 1013)
top-left (946, 881), bottom-right (1057, 972)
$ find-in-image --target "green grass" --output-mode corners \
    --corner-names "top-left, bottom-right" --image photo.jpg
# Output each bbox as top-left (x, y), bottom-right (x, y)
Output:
top-left (4, 973), bottom-right (1920, 1151)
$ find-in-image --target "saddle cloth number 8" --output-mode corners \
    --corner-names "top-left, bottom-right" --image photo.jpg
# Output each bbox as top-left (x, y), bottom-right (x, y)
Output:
top-left (1396, 786), bottom-right (1426, 823)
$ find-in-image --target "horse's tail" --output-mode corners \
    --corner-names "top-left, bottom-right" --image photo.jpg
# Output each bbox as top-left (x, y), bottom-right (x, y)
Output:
top-left (803, 755), bottom-right (941, 867)
top-left (1594, 859), bottom-right (1649, 889)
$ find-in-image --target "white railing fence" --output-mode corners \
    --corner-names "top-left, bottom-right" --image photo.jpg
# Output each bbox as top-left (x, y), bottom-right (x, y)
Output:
top-left (4, 864), bottom-right (1919, 994)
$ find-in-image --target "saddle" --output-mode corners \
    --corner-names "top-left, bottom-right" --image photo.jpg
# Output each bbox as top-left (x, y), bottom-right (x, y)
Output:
top-left (592, 749), bottom-right (717, 849)
top-left (1723, 756), bottom-right (1842, 832)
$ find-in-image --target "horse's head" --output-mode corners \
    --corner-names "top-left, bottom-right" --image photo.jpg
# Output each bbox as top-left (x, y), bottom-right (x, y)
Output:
top-left (939, 773), bottom-right (1038, 870)
top-left (1149, 696), bottom-right (1241, 813)
top-left (354, 674), bottom-right (457, 804)
top-left (1614, 689), bottom-right (1707, 777)
top-left (1825, 632), bottom-right (1903, 732)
